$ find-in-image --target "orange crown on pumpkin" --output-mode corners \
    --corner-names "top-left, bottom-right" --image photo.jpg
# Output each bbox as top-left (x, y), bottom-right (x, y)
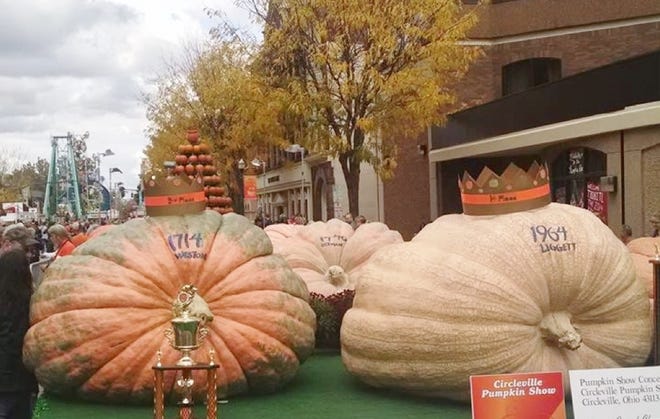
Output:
top-left (143, 173), bottom-right (206, 217)
top-left (458, 161), bottom-right (551, 216)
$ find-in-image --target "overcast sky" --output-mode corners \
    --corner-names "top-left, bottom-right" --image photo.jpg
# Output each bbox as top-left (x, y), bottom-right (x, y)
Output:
top-left (0, 0), bottom-right (260, 190)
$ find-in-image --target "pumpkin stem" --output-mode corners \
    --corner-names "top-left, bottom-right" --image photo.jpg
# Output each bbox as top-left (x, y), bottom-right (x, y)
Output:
top-left (325, 265), bottom-right (348, 287)
top-left (539, 311), bottom-right (582, 350)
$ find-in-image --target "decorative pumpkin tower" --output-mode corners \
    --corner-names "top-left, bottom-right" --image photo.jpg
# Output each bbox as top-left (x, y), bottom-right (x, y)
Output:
top-left (172, 129), bottom-right (233, 215)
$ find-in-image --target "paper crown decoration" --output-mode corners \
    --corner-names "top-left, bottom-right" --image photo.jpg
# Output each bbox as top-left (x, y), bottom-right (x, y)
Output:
top-left (143, 173), bottom-right (206, 217)
top-left (459, 161), bottom-right (551, 216)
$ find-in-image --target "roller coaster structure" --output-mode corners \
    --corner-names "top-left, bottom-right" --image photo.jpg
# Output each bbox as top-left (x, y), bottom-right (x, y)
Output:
top-left (43, 133), bottom-right (82, 221)
top-left (43, 132), bottom-right (110, 221)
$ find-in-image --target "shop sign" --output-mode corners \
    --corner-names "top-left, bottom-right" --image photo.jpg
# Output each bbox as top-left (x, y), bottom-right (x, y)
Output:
top-left (586, 181), bottom-right (607, 223)
top-left (568, 149), bottom-right (584, 175)
top-left (244, 175), bottom-right (257, 200)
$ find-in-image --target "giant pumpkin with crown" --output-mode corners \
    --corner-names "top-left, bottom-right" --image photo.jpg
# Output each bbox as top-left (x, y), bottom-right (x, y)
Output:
top-left (341, 162), bottom-right (651, 400)
top-left (23, 138), bottom-right (316, 404)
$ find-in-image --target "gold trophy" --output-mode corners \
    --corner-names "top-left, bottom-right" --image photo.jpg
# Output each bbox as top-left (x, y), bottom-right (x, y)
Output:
top-left (154, 285), bottom-right (218, 419)
top-left (165, 285), bottom-right (214, 366)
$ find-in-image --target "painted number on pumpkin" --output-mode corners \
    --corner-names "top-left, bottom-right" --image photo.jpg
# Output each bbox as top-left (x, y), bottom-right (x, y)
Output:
top-left (530, 225), bottom-right (568, 242)
top-left (530, 225), bottom-right (576, 254)
top-left (319, 235), bottom-right (348, 248)
top-left (167, 233), bottom-right (206, 259)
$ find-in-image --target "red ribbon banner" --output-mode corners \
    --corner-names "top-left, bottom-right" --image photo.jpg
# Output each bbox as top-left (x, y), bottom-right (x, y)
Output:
top-left (144, 191), bottom-right (206, 207)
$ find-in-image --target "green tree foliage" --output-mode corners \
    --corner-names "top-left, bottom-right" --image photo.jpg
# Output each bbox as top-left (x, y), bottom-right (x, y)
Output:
top-left (0, 150), bottom-right (49, 205)
top-left (241, 0), bottom-right (481, 215)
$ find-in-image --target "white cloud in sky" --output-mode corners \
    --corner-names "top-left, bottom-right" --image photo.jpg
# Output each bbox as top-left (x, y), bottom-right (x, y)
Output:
top-left (0, 0), bottom-right (260, 190)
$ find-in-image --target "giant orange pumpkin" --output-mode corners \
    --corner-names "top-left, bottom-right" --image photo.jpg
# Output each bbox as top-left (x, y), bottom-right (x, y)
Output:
top-left (23, 211), bottom-right (316, 403)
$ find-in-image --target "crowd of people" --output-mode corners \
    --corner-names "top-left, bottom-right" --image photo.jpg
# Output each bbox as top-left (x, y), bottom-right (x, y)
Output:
top-left (0, 228), bottom-right (37, 419)
top-left (342, 212), bottom-right (367, 229)
top-left (253, 211), bottom-right (368, 230)
top-left (619, 214), bottom-right (659, 244)
top-left (0, 218), bottom-right (107, 418)
top-left (254, 212), bottom-right (308, 228)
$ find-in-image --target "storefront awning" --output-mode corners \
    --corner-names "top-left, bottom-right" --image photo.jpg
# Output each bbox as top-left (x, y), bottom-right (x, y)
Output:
top-left (429, 101), bottom-right (660, 162)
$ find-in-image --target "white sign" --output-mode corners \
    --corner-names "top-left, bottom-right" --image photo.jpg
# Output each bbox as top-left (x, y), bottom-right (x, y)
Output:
top-left (2, 202), bottom-right (23, 211)
top-left (570, 366), bottom-right (660, 419)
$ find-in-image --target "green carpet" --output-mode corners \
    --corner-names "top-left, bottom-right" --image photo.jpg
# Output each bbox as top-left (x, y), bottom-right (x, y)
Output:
top-left (38, 353), bottom-right (574, 418)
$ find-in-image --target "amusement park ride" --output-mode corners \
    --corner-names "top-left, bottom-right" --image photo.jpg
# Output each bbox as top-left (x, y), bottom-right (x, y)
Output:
top-left (43, 132), bottom-right (112, 221)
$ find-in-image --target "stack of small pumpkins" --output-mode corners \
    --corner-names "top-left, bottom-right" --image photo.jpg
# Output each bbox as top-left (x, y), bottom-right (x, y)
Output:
top-left (173, 129), bottom-right (233, 214)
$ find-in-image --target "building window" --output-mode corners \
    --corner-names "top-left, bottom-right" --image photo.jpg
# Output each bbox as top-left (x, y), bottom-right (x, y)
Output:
top-left (502, 58), bottom-right (562, 96)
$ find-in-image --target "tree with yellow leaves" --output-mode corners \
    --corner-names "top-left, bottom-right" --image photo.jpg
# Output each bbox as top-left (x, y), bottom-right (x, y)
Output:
top-left (143, 39), bottom-right (288, 211)
top-left (240, 0), bottom-right (480, 216)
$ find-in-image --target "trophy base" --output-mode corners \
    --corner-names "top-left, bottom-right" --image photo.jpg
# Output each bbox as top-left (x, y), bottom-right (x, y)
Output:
top-left (177, 354), bottom-right (196, 366)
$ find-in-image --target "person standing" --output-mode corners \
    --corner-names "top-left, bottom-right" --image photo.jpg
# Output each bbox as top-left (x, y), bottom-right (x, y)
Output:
top-left (47, 224), bottom-right (76, 260)
top-left (620, 224), bottom-right (633, 244)
top-left (263, 213), bottom-right (273, 227)
top-left (0, 248), bottom-right (39, 419)
top-left (1, 224), bottom-right (40, 263)
top-left (343, 213), bottom-right (355, 228)
top-left (650, 215), bottom-right (660, 238)
top-left (69, 222), bottom-right (88, 247)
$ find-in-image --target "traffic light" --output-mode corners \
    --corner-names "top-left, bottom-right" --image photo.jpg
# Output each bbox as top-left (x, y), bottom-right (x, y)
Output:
top-left (119, 186), bottom-right (126, 198)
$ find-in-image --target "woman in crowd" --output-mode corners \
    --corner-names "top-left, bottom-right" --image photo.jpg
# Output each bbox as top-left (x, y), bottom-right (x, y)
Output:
top-left (0, 247), bottom-right (38, 419)
top-left (47, 223), bottom-right (75, 260)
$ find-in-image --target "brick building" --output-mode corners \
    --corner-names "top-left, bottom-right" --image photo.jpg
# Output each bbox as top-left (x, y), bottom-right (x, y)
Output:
top-left (384, 0), bottom-right (660, 239)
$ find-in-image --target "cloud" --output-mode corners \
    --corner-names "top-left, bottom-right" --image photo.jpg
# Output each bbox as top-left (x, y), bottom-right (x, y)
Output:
top-left (0, 0), bottom-right (261, 190)
top-left (0, 0), bottom-right (138, 78)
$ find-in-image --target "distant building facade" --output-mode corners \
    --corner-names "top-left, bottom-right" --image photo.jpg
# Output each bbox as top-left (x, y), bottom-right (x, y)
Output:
top-left (254, 146), bottom-right (383, 224)
top-left (384, 0), bottom-right (660, 239)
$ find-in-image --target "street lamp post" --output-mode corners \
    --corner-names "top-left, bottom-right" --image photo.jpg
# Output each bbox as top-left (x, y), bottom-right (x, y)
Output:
top-left (93, 149), bottom-right (115, 188)
top-left (88, 148), bottom-right (114, 218)
top-left (237, 159), bottom-right (246, 215)
top-left (251, 158), bottom-right (267, 217)
top-left (251, 158), bottom-right (266, 174)
top-left (285, 144), bottom-right (305, 219)
top-left (108, 167), bottom-right (123, 219)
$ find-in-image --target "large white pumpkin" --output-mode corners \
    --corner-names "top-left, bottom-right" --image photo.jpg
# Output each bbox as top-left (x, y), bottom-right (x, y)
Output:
top-left (341, 203), bottom-right (652, 401)
top-left (265, 219), bottom-right (403, 296)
